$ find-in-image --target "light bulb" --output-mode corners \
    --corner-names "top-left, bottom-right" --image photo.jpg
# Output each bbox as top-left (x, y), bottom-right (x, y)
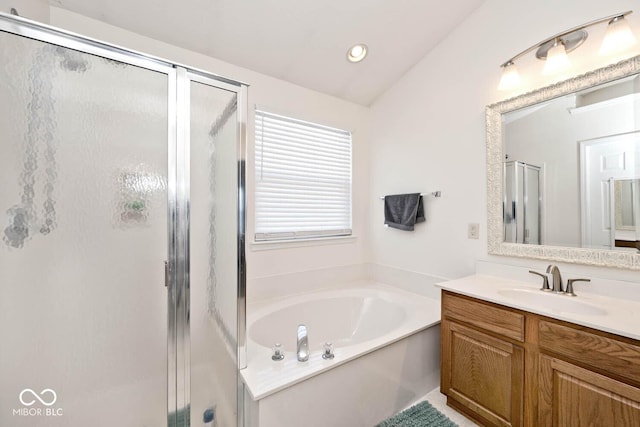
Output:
top-left (498, 61), bottom-right (521, 90)
top-left (347, 44), bottom-right (368, 63)
top-left (600, 15), bottom-right (637, 55)
top-left (543, 40), bottom-right (571, 75)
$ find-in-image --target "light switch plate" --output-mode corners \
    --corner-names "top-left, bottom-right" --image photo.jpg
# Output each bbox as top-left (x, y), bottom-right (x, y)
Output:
top-left (468, 223), bottom-right (479, 239)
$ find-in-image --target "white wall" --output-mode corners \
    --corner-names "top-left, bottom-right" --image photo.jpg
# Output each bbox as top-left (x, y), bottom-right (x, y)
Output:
top-left (48, 7), bottom-right (371, 284)
top-left (368, 0), bottom-right (640, 282)
top-left (0, 0), bottom-right (48, 22)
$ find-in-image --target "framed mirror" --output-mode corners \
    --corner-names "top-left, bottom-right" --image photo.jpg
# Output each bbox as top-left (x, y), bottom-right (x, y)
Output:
top-left (487, 55), bottom-right (640, 269)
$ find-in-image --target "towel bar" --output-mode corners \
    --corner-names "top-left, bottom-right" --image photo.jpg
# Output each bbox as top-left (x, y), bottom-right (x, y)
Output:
top-left (379, 191), bottom-right (441, 200)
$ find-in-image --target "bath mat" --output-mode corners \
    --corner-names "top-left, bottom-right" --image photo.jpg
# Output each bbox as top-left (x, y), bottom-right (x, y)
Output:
top-left (375, 401), bottom-right (458, 427)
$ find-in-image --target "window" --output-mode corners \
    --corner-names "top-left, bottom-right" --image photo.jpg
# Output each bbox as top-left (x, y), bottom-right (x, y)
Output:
top-left (254, 109), bottom-right (352, 241)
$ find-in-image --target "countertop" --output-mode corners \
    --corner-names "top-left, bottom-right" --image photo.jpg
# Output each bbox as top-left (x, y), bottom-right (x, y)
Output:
top-left (436, 274), bottom-right (640, 341)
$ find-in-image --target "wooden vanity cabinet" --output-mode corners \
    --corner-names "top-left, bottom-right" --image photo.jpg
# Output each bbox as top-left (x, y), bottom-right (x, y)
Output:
top-left (441, 290), bottom-right (640, 427)
top-left (537, 320), bottom-right (640, 426)
top-left (441, 291), bottom-right (525, 426)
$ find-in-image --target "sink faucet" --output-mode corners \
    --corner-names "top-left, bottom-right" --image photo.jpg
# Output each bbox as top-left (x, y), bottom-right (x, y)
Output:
top-left (546, 265), bottom-right (563, 293)
top-left (297, 324), bottom-right (309, 362)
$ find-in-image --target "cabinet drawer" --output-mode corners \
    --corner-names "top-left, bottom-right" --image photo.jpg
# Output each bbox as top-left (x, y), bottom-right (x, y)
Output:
top-left (442, 291), bottom-right (525, 342)
top-left (539, 320), bottom-right (640, 384)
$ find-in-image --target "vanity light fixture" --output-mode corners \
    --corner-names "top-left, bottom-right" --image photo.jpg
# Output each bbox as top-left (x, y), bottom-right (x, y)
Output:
top-left (498, 11), bottom-right (637, 90)
top-left (541, 38), bottom-right (572, 75)
top-left (600, 15), bottom-right (637, 55)
top-left (497, 61), bottom-right (521, 90)
top-left (347, 44), bottom-right (368, 63)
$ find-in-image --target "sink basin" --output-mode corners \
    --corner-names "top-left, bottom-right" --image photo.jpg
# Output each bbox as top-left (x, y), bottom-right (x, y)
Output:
top-left (497, 288), bottom-right (607, 316)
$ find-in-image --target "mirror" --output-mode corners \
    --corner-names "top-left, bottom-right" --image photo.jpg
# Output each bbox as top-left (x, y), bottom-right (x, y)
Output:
top-left (615, 179), bottom-right (640, 251)
top-left (487, 55), bottom-right (640, 269)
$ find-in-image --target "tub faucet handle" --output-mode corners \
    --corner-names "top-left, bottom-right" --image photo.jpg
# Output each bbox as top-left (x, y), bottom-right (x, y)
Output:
top-left (297, 324), bottom-right (309, 362)
top-left (272, 343), bottom-right (284, 361)
top-left (322, 342), bottom-right (335, 360)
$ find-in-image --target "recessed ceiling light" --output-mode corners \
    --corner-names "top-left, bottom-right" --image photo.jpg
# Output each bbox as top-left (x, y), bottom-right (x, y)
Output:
top-left (347, 44), bottom-right (368, 63)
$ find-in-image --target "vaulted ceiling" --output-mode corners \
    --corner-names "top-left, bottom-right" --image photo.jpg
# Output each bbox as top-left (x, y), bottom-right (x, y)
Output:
top-left (51, 0), bottom-right (485, 105)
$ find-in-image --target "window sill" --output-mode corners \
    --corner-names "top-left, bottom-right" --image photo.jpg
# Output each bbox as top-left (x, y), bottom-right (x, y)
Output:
top-left (250, 235), bottom-right (357, 251)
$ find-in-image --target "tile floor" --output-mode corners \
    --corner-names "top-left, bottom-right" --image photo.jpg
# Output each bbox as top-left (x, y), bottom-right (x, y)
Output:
top-left (421, 387), bottom-right (480, 427)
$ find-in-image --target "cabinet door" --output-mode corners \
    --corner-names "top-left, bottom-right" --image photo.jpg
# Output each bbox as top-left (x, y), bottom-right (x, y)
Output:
top-left (539, 355), bottom-right (640, 426)
top-left (442, 320), bottom-right (524, 427)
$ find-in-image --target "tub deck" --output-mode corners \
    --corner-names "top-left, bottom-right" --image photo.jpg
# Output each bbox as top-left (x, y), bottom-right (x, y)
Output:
top-left (241, 282), bottom-right (441, 400)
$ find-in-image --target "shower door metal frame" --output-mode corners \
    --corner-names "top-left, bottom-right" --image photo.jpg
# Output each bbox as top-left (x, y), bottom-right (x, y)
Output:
top-left (177, 68), bottom-right (249, 426)
top-left (0, 12), bottom-right (248, 427)
top-left (173, 68), bottom-right (248, 427)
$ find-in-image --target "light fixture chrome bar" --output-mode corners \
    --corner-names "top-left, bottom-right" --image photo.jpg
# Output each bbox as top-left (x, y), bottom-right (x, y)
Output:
top-left (500, 10), bottom-right (633, 66)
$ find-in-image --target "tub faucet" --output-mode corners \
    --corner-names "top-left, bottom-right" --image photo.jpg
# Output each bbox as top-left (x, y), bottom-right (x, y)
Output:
top-left (297, 324), bottom-right (309, 362)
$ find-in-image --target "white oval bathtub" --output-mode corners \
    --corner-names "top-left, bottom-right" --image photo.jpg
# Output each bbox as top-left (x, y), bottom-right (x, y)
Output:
top-left (249, 292), bottom-right (406, 352)
top-left (241, 283), bottom-right (442, 402)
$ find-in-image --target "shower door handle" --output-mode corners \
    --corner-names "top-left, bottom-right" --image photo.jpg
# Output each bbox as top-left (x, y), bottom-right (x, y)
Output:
top-left (164, 261), bottom-right (169, 287)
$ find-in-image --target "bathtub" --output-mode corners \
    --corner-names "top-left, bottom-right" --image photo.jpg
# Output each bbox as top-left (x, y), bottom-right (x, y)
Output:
top-left (241, 282), bottom-right (442, 427)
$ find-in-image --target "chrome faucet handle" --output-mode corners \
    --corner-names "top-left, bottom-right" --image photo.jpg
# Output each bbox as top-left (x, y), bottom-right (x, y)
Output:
top-left (297, 324), bottom-right (309, 362)
top-left (322, 342), bottom-right (335, 360)
top-left (565, 278), bottom-right (590, 297)
top-left (529, 270), bottom-right (551, 291)
top-left (271, 343), bottom-right (284, 361)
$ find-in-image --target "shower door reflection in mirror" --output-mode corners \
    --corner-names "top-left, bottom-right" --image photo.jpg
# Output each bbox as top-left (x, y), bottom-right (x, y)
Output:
top-left (504, 160), bottom-right (541, 245)
top-left (0, 32), bottom-right (169, 426)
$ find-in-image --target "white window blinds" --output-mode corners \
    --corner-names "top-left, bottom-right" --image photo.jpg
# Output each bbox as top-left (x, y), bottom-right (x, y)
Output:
top-left (255, 110), bottom-right (352, 241)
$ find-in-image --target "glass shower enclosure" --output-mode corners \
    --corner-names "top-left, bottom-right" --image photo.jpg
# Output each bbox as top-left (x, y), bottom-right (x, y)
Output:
top-left (0, 13), bottom-right (247, 427)
top-left (503, 160), bottom-right (541, 245)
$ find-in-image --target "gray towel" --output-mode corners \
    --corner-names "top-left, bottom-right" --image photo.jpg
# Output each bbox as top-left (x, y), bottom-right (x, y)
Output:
top-left (384, 193), bottom-right (425, 231)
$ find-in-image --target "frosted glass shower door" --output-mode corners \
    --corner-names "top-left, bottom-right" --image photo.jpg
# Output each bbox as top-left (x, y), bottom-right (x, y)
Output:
top-left (188, 76), bottom-right (243, 427)
top-left (0, 32), bottom-right (169, 426)
top-left (503, 161), bottom-right (541, 244)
